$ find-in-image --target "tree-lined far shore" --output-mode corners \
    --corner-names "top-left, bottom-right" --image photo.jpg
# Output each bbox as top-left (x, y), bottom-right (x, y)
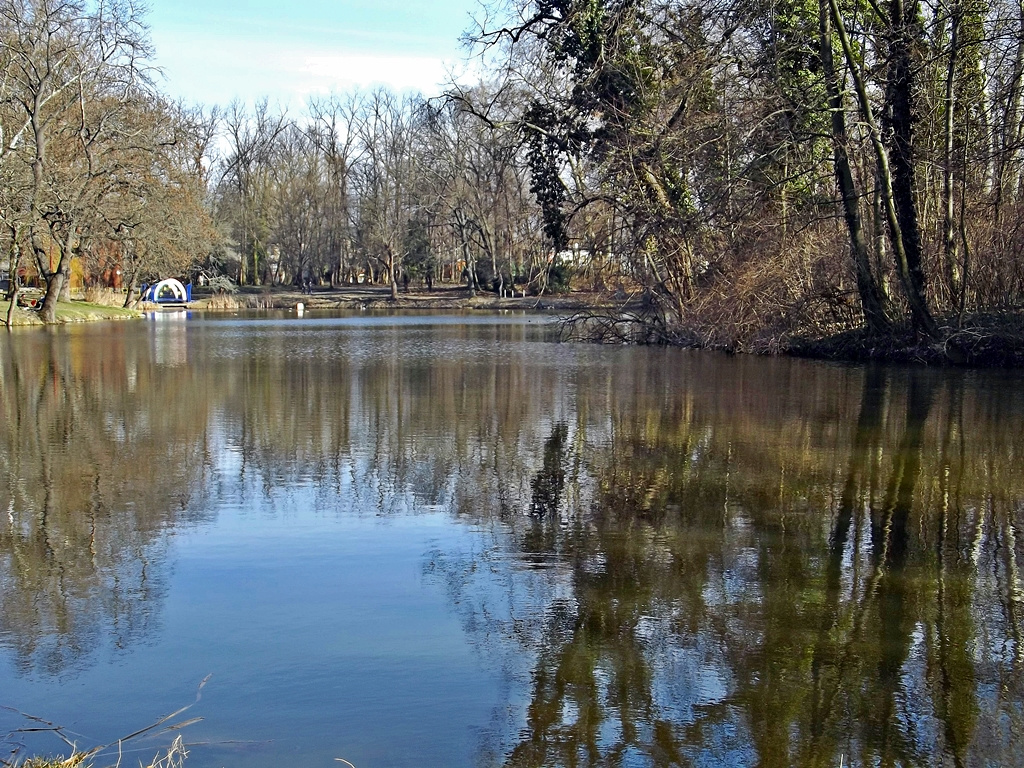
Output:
top-left (5, 0), bottom-right (1024, 360)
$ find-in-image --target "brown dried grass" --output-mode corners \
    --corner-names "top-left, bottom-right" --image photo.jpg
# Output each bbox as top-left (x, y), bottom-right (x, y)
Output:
top-left (2, 678), bottom-right (207, 768)
top-left (200, 293), bottom-right (241, 310)
top-left (81, 287), bottom-right (127, 308)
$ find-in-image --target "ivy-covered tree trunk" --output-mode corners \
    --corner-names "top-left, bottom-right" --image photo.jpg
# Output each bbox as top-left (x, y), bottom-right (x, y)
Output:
top-left (942, 0), bottom-right (962, 303)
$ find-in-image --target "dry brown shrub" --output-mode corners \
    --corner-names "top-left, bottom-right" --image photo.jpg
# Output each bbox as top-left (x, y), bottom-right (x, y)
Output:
top-left (202, 294), bottom-right (241, 310)
top-left (82, 287), bottom-right (127, 307)
top-left (244, 293), bottom-right (276, 309)
top-left (671, 223), bottom-right (863, 352)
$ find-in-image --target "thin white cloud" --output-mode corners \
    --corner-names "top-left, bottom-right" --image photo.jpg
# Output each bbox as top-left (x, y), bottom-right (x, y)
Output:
top-left (299, 52), bottom-right (454, 94)
top-left (151, 30), bottom-right (462, 111)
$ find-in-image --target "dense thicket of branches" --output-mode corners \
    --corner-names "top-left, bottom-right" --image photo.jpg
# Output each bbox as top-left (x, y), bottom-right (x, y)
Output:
top-left (466, 0), bottom-right (1024, 347)
top-left (208, 0), bottom-right (1024, 348)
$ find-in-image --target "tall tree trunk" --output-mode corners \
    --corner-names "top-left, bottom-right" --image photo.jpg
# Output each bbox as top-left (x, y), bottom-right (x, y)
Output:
top-left (828, 0), bottom-right (940, 338)
top-left (887, 0), bottom-right (936, 335)
top-left (820, 0), bottom-right (891, 333)
top-left (6, 287), bottom-right (21, 329)
top-left (123, 277), bottom-right (138, 309)
top-left (40, 225), bottom-right (76, 323)
top-left (942, 0), bottom-right (962, 305)
top-left (238, 216), bottom-right (248, 285)
top-left (997, 3), bottom-right (1024, 218)
top-left (5, 234), bottom-right (23, 330)
top-left (389, 249), bottom-right (399, 300)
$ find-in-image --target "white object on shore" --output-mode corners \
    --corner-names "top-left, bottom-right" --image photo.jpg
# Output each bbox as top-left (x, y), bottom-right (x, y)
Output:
top-left (296, 302), bottom-right (305, 315)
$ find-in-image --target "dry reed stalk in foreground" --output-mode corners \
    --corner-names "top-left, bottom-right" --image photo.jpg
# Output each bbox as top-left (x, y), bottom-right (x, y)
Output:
top-left (10, 736), bottom-right (186, 768)
top-left (139, 735), bottom-right (188, 768)
top-left (2, 676), bottom-right (209, 768)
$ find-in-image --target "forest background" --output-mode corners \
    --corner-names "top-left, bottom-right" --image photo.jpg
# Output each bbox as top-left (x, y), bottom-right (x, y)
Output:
top-left (3, 0), bottom-right (1024, 358)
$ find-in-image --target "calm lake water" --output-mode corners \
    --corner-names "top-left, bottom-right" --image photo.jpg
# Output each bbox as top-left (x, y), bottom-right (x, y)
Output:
top-left (1, 311), bottom-right (1023, 768)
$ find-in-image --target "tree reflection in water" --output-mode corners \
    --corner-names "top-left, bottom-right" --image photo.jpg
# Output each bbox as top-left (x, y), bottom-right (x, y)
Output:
top-left (435, 359), bottom-right (1024, 768)
top-left (1, 321), bottom-right (1022, 767)
top-left (0, 328), bottom-right (212, 675)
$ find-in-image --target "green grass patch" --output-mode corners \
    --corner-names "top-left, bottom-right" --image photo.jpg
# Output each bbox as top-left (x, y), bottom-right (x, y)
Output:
top-left (4, 300), bottom-right (142, 327)
top-left (54, 301), bottom-right (141, 322)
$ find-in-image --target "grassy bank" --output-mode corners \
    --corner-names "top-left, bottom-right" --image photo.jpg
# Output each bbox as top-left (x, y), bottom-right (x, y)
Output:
top-left (4, 301), bottom-right (141, 328)
top-left (3, 285), bottom-right (601, 328)
top-left (2, 683), bottom-right (206, 768)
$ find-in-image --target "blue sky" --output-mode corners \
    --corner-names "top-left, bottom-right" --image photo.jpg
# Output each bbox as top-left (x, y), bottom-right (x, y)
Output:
top-left (146, 0), bottom-right (484, 110)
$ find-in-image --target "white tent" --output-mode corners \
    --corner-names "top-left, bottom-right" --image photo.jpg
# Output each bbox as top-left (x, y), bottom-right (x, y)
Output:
top-left (144, 278), bottom-right (190, 304)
